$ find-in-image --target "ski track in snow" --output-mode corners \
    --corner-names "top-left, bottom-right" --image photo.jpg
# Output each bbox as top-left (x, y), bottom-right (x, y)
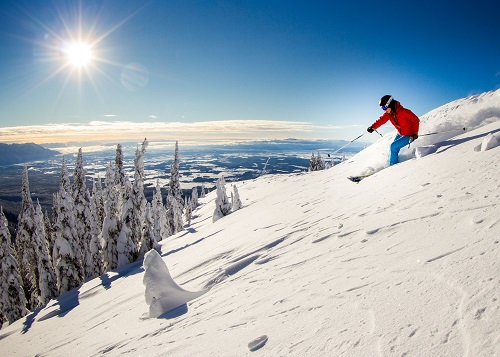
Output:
top-left (425, 247), bottom-right (466, 263)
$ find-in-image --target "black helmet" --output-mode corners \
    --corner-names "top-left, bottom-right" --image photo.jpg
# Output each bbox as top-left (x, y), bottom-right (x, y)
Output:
top-left (379, 95), bottom-right (395, 110)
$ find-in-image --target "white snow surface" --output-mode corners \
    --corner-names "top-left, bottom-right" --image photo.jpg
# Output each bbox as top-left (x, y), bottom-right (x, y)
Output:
top-left (1, 90), bottom-right (499, 356)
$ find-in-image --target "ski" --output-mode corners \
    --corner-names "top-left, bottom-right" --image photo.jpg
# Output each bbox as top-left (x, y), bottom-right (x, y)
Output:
top-left (347, 174), bottom-right (373, 183)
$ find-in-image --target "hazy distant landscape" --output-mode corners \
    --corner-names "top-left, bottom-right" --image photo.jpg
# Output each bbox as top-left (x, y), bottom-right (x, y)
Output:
top-left (0, 139), bottom-right (367, 230)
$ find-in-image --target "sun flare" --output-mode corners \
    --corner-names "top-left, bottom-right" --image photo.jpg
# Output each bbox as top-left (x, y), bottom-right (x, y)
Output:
top-left (65, 42), bottom-right (93, 68)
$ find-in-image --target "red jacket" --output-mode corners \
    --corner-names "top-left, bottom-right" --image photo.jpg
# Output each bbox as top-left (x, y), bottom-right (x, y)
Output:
top-left (371, 101), bottom-right (420, 136)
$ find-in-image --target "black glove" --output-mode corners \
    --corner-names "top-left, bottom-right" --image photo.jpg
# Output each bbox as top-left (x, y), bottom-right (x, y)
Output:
top-left (410, 134), bottom-right (418, 141)
top-left (367, 126), bottom-right (374, 133)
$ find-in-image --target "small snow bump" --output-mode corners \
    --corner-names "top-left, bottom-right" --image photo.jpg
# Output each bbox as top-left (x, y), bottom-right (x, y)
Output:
top-left (472, 217), bottom-right (485, 224)
top-left (248, 335), bottom-right (268, 352)
top-left (479, 133), bottom-right (500, 151)
top-left (474, 307), bottom-right (486, 320)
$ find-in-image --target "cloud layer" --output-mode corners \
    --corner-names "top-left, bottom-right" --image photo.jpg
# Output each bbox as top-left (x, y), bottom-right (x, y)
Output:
top-left (0, 120), bottom-right (354, 145)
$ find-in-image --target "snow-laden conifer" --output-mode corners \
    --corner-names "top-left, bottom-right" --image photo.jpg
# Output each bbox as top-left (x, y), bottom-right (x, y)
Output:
top-left (184, 198), bottom-right (192, 226)
top-left (115, 145), bottom-right (135, 268)
top-left (165, 142), bottom-right (184, 234)
top-left (117, 219), bottom-right (134, 268)
top-left (44, 210), bottom-right (54, 256)
top-left (152, 180), bottom-right (171, 243)
top-left (14, 165), bottom-right (36, 309)
top-left (101, 162), bottom-right (120, 272)
top-left (138, 202), bottom-right (157, 257)
top-left (92, 175), bottom-right (105, 227)
top-left (191, 186), bottom-right (199, 209)
top-left (169, 141), bottom-right (183, 208)
top-left (129, 139), bottom-right (148, 256)
top-left (33, 201), bottom-right (57, 306)
top-left (72, 149), bottom-right (92, 278)
top-left (52, 157), bottom-right (84, 294)
top-left (51, 192), bottom-right (59, 229)
top-left (0, 207), bottom-right (28, 329)
top-left (213, 175), bottom-right (231, 222)
top-left (114, 144), bottom-right (127, 210)
top-left (166, 192), bottom-right (184, 235)
top-left (117, 187), bottom-right (134, 269)
top-left (231, 185), bottom-right (242, 212)
top-left (201, 184), bottom-right (206, 198)
top-left (308, 152), bottom-right (326, 172)
top-left (87, 177), bottom-right (104, 278)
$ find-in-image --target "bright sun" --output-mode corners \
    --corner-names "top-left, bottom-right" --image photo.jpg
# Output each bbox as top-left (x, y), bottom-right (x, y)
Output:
top-left (65, 42), bottom-right (93, 67)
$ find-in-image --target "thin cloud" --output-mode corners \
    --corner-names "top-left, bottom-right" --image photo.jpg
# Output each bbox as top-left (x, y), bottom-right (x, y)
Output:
top-left (0, 120), bottom-right (362, 144)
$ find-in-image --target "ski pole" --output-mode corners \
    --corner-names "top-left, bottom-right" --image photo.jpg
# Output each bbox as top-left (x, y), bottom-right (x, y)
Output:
top-left (327, 132), bottom-right (366, 157)
top-left (374, 128), bottom-right (383, 137)
top-left (419, 127), bottom-right (466, 137)
top-left (407, 127), bottom-right (466, 148)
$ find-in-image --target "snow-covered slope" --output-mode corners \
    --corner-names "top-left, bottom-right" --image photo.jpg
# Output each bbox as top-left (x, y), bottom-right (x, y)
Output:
top-left (1, 90), bottom-right (499, 356)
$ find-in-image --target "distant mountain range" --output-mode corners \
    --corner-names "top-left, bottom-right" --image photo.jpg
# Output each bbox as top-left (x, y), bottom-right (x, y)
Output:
top-left (0, 143), bottom-right (59, 165)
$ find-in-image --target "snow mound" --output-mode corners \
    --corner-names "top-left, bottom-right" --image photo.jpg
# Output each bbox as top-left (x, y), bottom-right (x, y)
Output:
top-left (143, 250), bottom-right (208, 318)
top-left (415, 145), bottom-right (438, 159)
top-left (474, 133), bottom-right (500, 152)
top-left (248, 335), bottom-right (269, 351)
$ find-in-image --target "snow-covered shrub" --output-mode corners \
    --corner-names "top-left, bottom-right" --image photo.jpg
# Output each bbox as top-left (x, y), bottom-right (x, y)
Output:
top-left (213, 175), bottom-right (231, 222)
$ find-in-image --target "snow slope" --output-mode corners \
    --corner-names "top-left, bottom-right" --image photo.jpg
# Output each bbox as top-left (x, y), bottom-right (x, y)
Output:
top-left (1, 90), bottom-right (499, 356)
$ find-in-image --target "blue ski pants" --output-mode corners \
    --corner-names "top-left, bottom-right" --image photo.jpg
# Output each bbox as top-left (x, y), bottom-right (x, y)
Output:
top-left (389, 134), bottom-right (411, 166)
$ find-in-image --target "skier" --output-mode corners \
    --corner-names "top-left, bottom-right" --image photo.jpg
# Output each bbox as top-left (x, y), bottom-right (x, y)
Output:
top-left (367, 95), bottom-right (420, 166)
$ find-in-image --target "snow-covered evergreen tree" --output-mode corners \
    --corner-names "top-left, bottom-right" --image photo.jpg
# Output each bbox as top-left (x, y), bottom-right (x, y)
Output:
top-left (231, 184), bottom-right (242, 212)
top-left (164, 142), bottom-right (184, 234)
top-left (191, 186), bottom-right (199, 209)
top-left (0, 207), bottom-right (28, 329)
top-left (129, 139), bottom-right (148, 257)
top-left (317, 152), bottom-right (326, 171)
top-left (114, 144), bottom-right (126, 186)
top-left (87, 177), bottom-right (104, 278)
top-left (51, 191), bottom-right (59, 231)
top-left (52, 157), bottom-right (84, 294)
top-left (114, 144), bottom-right (128, 211)
top-left (201, 184), bottom-right (207, 198)
top-left (166, 192), bottom-right (184, 235)
top-left (309, 152), bottom-right (326, 172)
top-left (168, 141), bottom-right (183, 208)
top-left (117, 217), bottom-right (134, 267)
top-left (33, 201), bottom-right (57, 306)
top-left (101, 162), bottom-right (120, 272)
top-left (138, 202), bottom-right (157, 257)
top-left (213, 175), bottom-right (231, 222)
top-left (184, 198), bottom-right (192, 226)
top-left (72, 149), bottom-right (92, 279)
top-left (14, 165), bottom-right (37, 309)
top-left (92, 175), bottom-right (105, 226)
top-left (44, 210), bottom-right (54, 257)
top-left (112, 143), bottom-right (136, 268)
top-left (152, 180), bottom-right (171, 243)
top-left (116, 182), bottom-right (135, 268)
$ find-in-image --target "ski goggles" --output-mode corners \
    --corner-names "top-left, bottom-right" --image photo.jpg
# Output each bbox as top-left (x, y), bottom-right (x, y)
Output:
top-left (381, 96), bottom-right (393, 110)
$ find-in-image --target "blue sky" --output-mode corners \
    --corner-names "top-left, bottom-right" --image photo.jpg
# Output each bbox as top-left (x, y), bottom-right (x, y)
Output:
top-left (0, 0), bottom-right (498, 144)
